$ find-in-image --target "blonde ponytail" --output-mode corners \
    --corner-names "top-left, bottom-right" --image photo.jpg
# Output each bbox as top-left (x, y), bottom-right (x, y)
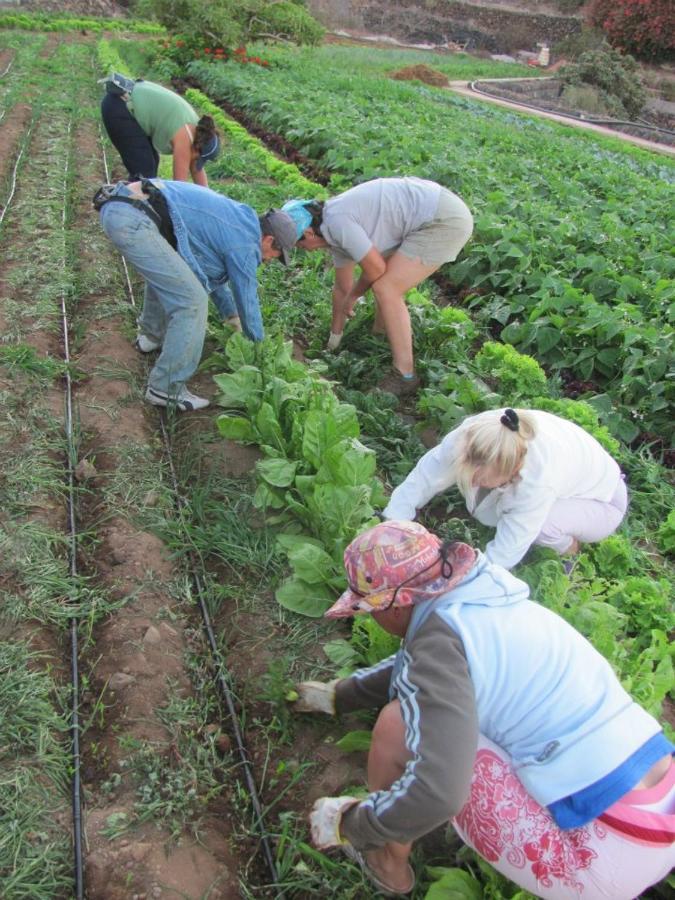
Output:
top-left (453, 408), bottom-right (535, 496)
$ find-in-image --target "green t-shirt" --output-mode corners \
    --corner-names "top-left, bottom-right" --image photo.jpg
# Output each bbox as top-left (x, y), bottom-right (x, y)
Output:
top-left (128, 80), bottom-right (198, 155)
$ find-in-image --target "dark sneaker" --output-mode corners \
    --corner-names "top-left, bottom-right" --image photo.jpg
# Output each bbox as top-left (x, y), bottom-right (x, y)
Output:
top-left (145, 386), bottom-right (209, 412)
top-left (376, 371), bottom-right (421, 397)
top-left (135, 334), bottom-right (162, 353)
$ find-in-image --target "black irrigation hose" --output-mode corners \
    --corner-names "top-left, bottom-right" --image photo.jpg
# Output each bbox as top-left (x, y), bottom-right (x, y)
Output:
top-left (96, 135), bottom-right (283, 895)
top-left (468, 80), bottom-right (675, 142)
top-left (157, 414), bottom-right (284, 896)
top-left (57, 120), bottom-right (85, 900)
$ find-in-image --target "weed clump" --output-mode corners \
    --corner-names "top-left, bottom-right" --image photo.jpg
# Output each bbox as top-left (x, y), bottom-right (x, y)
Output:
top-left (389, 64), bottom-right (449, 88)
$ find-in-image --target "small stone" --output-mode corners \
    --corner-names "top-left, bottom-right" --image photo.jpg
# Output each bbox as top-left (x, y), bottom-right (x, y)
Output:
top-left (75, 459), bottom-right (97, 481)
top-left (152, 886), bottom-right (162, 898)
top-left (216, 734), bottom-right (232, 754)
top-left (130, 842), bottom-right (151, 863)
top-left (111, 547), bottom-right (126, 565)
top-left (143, 625), bottom-right (161, 646)
top-left (109, 672), bottom-right (135, 690)
top-left (160, 622), bottom-right (178, 637)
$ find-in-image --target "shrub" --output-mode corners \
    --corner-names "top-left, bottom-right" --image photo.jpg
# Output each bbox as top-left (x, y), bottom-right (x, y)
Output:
top-left (140, 0), bottom-right (323, 52)
top-left (249, 1), bottom-right (324, 46)
top-left (559, 43), bottom-right (645, 119)
top-left (588, 0), bottom-right (675, 62)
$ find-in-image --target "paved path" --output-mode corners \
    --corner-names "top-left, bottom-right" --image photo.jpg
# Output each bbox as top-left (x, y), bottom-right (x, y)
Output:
top-left (448, 81), bottom-right (675, 158)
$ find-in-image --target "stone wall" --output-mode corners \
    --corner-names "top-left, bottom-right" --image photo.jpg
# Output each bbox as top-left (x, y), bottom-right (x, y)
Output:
top-left (308, 0), bottom-right (583, 52)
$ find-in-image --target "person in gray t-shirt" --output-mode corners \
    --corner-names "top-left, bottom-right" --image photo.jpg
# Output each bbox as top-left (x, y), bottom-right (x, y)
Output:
top-left (283, 177), bottom-right (473, 394)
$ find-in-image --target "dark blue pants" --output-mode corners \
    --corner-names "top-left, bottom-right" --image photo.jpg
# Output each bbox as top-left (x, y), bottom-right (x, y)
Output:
top-left (101, 93), bottom-right (159, 179)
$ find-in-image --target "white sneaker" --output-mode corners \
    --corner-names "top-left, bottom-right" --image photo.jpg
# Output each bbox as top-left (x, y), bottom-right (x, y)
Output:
top-left (135, 334), bottom-right (162, 353)
top-left (145, 385), bottom-right (210, 412)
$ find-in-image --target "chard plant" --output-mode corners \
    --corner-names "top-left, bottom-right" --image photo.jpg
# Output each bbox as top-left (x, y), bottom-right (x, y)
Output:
top-left (213, 332), bottom-right (384, 616)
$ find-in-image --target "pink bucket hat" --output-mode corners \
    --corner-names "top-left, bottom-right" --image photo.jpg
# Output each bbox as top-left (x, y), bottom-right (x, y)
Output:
top-left (325, 520), bottom-right (476, 620)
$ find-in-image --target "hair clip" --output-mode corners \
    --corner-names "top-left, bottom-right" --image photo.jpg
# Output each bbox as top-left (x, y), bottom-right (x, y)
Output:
top-left (500, 408), bottom-right (519, 432)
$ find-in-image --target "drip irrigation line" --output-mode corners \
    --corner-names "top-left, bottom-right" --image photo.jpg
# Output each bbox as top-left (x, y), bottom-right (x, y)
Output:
top-left (468, 80), bottom-right (675, 141)
top-left (0, 118), bottom-right (34, 229)
top-left (156, 412), bottom-right (284, 897)
top-left (56, 118), bottom-right (85, 900)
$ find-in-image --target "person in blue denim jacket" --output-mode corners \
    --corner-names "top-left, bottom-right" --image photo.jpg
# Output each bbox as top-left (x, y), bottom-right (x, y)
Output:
top-left (97, 179), bottom-right (296, 411)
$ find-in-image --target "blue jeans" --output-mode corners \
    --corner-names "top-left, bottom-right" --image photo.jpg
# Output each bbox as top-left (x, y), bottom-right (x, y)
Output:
top-left (100, 193), bottom-right (208, 394)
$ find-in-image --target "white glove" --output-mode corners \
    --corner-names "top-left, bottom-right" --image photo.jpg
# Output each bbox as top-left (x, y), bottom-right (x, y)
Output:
top-left (345, 295), bottom-right (365, 319)
top-left (326, 331), bottom-right (343, 351)
top-left (310, 796), bottom-right (360, 849)
top-left (291, 679), bottom-right (338, 715)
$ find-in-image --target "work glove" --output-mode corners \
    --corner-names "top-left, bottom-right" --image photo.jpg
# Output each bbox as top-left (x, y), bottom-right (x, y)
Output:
top-left (290, 679), bottom-right (339, 715)
top-left (310, 796), bottom-right (360, 849)
top-left (224, 315), bottom-right (242, 333)
top-left (326, 331), bottom-right (343, 351)
top-left (345, 295), bottom-right (365, 319)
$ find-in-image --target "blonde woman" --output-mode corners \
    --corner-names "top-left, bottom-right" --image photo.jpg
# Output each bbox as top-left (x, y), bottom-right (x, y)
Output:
top-left (383, 408), bottom-right (628, 569)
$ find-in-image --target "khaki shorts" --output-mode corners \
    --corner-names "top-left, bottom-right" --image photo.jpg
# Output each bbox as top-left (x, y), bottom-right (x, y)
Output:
top-left (398, 188), bottom-right (473, 266)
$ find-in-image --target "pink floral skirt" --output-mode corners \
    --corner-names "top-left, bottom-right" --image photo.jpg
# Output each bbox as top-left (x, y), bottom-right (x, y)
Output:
top-left (452, 736), bottom-right (675, 899)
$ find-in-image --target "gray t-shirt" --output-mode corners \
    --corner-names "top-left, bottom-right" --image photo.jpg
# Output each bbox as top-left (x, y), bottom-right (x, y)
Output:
top-left (321, 177), bottom-right (441, 267)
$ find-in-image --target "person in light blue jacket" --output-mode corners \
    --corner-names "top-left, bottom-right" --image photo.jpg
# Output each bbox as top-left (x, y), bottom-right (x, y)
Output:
top-left (96, 179), bottom-right (297, 411)
top-left (295, 521), bottom-right (675, 899)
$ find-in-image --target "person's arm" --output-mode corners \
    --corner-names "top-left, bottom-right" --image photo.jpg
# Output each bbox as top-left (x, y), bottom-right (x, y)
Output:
top-left (485, 481), bottom-right (557, 569)
top-left (210, 282), bottom-right (237, 320)
top-left (331, 262), bottom-right (356, 335)
top-left (383, 430), bottom-right (461, 521)
top-left (223, 249), bottom-right (264, 341)
top-left (170, 125), bottom-right (193, 182)
top-left (342, 247), bottom-right (387, 315)
top-left (335, 655), bottom-right (397, 714)
top-left (190, 160), bottom-right (208, 187)
top-left (340, 617), bottom-right (478, 849)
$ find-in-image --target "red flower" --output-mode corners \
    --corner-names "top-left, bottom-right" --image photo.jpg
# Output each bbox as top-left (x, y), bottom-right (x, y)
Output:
top-left (175, 39), bottom-right (184, 47)
top-left (204, 47), bottom-right (211, 53)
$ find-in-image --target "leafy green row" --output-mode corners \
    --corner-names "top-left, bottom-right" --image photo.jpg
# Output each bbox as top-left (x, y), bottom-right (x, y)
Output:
top-left (0, 11), bottom-right (163, 34)
top-left (188, 47), bottom-right (674, 442)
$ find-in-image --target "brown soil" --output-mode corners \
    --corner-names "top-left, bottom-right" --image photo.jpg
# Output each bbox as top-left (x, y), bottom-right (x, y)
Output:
top-left (389, 64), bottom-right (450, 87)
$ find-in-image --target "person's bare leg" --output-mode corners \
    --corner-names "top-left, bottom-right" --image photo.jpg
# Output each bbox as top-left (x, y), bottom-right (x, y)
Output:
top-left (372, 253), bottom-right (439, 375)
top-left (372, 297), bottom-right (386, 334)
top-left (365, 701), bottom-right (415, 892)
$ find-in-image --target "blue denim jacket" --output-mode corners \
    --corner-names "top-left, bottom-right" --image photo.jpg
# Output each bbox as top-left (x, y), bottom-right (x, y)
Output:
top-left (152, 179), bottom-right (264, 341)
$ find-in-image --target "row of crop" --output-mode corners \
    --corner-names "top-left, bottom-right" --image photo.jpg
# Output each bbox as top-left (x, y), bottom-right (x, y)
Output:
top-left (186, 47), bottom-right (674, 444)
top-left (0, 11), bottom-right (163, 34)
top-left (0, 34), bottom-right (98, 899)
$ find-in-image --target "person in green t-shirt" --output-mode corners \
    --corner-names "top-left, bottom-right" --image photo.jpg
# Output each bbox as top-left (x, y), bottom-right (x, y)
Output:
top-left (101, 78), bottom-right (220, 186)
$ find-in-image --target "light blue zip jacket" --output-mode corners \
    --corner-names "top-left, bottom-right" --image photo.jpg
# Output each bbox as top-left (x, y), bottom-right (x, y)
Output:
top-left (338, 553), bottom-right (662, 849)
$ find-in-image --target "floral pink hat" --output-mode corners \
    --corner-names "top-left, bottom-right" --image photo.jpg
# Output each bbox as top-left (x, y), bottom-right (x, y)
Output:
top-left (324, 520), bottom-right (476, 620)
